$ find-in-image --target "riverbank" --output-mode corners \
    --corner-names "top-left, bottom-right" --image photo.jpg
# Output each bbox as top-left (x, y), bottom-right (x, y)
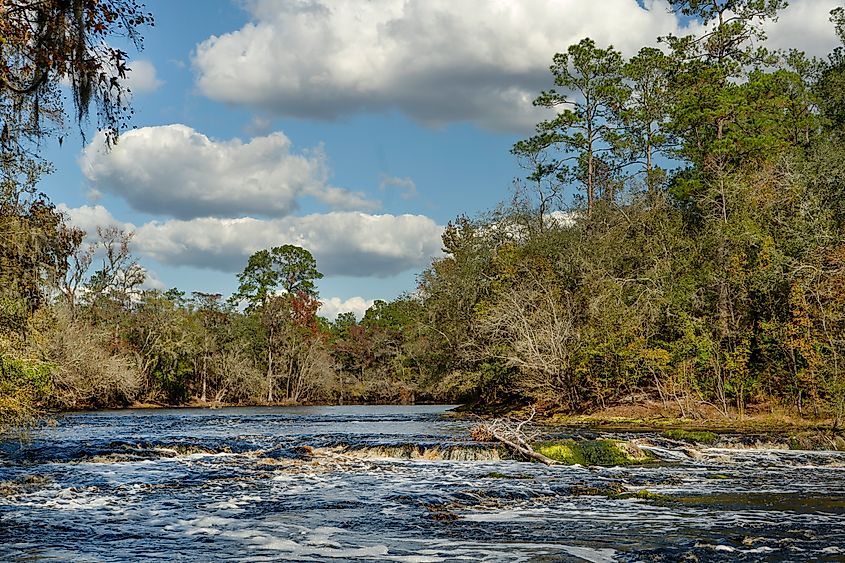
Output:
top-left (452, 400), bottom-right (845, 453)
top-left (61, 397), bottom-right (844, 432)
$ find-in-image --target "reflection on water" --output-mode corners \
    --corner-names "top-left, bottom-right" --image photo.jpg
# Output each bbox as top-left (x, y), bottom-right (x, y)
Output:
top-left (2, 405), bottom-right (845, 562)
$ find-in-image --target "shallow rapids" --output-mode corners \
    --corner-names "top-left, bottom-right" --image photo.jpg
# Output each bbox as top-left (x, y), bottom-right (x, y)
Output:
top-left (2, 405), bottom-right (844, 561)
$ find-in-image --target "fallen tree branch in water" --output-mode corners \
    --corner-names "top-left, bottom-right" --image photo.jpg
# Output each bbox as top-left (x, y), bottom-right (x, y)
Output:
top-left (471, 407), bottom-right (559, 466)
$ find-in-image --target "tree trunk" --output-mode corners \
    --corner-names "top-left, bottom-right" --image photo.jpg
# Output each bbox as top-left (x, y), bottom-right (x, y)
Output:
top-left (201, 355), bottom-right (207, 402)
top-left (490, 428), bottom-right (559, 466)
top-left (267, 326), bottom-right (274, 403)
top-left (587, 133), bottom-right (594, 213)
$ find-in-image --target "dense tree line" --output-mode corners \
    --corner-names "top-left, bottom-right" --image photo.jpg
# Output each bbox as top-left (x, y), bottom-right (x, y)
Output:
top-left (3, 2), bottom-right (845, 428)
top-left (0, 191), bottom-right (441, 419)
top-left (412, 2), bottom-right (845, 420)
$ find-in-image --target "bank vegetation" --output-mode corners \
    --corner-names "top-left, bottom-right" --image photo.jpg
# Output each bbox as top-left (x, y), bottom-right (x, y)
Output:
top-left (2, 2), bottom-right (845, 429)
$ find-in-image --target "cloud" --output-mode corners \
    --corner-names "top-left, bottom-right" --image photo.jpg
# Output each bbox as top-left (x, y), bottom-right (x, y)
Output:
top-left (80, 125), bottom-right (377, 220)
top-left (134, 212), bottom-right (443, 277)
top-left (58, 203), bottom-right (131, 239)
top-left (763, 0), bottom-right (842, 57)
top-left (126, 60), bottom-right (163, 94)
top-left (244, 115), bottom-right (274, 136)
top-left (319, 296), bottom-right (376, 321)
top-left (379, 175), bottom-right (417, 200)
top-left (60, 206), bottom-right (444, 278)
top-left (193, 0), bottom-right (695, 132)
top-left (141, 269), bottom-right (166, 291)
top-left (193, 0), bottom-right (840, 132)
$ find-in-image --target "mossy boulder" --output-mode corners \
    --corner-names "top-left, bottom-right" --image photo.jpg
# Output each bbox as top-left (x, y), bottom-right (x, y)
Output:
top-left (533, 439), bottom-right (654, 466)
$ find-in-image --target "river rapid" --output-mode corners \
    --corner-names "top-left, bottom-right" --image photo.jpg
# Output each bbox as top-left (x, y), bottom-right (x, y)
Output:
top-left (1, 405), bottom-right (845, 562)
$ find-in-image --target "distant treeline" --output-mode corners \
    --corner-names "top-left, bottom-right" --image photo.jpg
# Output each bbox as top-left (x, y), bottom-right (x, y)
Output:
top-left (2, 2), bottom-right (845, 427)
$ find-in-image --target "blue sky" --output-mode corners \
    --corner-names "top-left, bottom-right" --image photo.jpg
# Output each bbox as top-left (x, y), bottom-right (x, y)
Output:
top-left (44, 0), bottom-right (842, 319)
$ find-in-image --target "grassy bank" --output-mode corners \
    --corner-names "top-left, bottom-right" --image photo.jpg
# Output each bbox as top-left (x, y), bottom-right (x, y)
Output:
top-left (457, 399), bottom-right (845, 433)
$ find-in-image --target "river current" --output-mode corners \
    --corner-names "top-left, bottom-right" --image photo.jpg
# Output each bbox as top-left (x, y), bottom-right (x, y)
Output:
top-left (1, 405), bottom-right (845, 561)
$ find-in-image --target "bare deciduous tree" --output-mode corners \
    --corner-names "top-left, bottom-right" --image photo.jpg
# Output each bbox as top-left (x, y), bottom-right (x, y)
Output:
top-left (473, 272), bottom-right (582, 409)
top-left (85, 226), bottom-right (145, 309)
top-left (40, 308), bottom-right (141, 408)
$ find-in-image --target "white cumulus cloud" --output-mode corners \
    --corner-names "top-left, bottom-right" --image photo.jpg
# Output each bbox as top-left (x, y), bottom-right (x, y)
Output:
top-left (319, 296), bottom-right (376, 321)
top-left (60, 206), bottom-right (444, 278)
top-left (58, 203), bottom-right (132, 239)
top-left (80, 125), bottom-right (377, 220)
top-left (141, 269), bottom-right (166, 291)
top-left (193, 0), bottom-right (841, 132)
top-left (193, 0), bottom-right (695, 132)
top-left (763, 0), bottom-right (842, 57)
top-left (133, 212), bottom-right (443, 277)
top-left (126, 59), bottom-right (163, 94)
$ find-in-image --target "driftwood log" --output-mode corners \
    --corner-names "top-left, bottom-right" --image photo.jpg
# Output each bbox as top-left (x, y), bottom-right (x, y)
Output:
top-left (471, 408), bottom-right (559, 466)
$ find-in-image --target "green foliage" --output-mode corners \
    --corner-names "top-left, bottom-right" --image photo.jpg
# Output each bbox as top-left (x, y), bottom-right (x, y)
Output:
top-left (662, 0), bottom-right (786, 72)
top-left (0, 353), bottom-right (53, 430)
top-left (410, 4), bottom-right (845, 421)
top-left (124, 292), bottom-right (195, 404)
top-left (362, 298), bottom-right (420, 332)
top-left (513, 38), bottom-right (628, 211)
top-left (232, 245), bottom-right (323, 312)
top-left (622, 489), bottom-right (670, 501)
top-left (534, 441), bottom-right (582, 464)
top-left (621, 47), bottom-right (673, 191)
top-left (332, 312), bottom-right (358, 338)
top-left (816, 46), bottom-right (845, 135)
top-left (3, 0), bottom-right (845, 427)
top-left (0, 158), bottom-right (70, 324)
top-left (0, 354), bottom-right (52, 392)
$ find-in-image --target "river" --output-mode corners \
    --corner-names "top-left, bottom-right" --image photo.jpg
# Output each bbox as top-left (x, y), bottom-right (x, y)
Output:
top-left (1, 405), bottom-right (845, 561)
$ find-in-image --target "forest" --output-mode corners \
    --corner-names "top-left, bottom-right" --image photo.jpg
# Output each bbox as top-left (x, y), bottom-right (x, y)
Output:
top-left (2, 0), bottom-right (845, 429)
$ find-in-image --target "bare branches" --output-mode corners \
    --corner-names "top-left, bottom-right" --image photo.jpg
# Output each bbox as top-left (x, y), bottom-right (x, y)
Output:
top-left (471, 271), bottom-right (581, 408)
top-left (84, 225), bottom-right (145, 308)
top-left (470, 408), bottom-right (559, 466)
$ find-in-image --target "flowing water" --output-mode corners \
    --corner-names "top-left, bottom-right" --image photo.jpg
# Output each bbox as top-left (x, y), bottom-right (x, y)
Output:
top-left (1, 405), bottom-right (845, 562)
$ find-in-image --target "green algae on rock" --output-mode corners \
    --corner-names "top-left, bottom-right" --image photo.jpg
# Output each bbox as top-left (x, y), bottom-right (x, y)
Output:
top-left (570, 482), bottom-right (669, 501)
top-left (533, 439), bottom-right (654, 466)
